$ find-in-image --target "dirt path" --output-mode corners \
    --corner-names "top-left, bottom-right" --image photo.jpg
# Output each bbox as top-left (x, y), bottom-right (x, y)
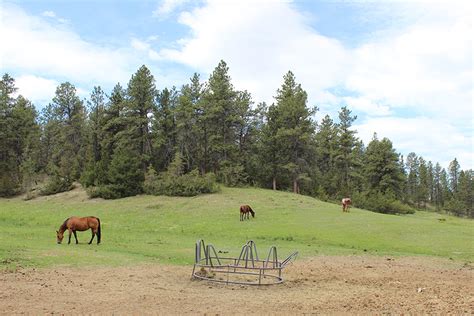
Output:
top-left (1, 255), bottom-right (473, 314)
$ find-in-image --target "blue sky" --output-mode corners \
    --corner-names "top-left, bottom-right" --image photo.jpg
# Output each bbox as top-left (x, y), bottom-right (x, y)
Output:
top-left (1, 0), bottom-right (473, 169)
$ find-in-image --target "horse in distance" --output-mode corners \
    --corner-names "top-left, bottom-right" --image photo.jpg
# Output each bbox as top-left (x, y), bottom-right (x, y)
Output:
top-left (240, 205), bottom-right (255, 221)
top-left (56, 216), bottom-right (101, 245)
top-left (341, 198), bottom-right (352, 212)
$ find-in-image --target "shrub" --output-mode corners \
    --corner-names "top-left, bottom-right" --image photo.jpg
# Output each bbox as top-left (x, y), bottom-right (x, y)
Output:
top-left (144, 165), bottom-right (219, 197)
top-left (87, 145), bottom-right (144, 199)
top-left (353, 191), bottom-right (415, 215)
top-left (40, 176), bottom-right (73, 196)
top-left (315, 186), bottom-right (329, 201)
top-left (218, 162), bottom-right (247, 187)
top-left (86, 185), bottom-right (125, 199)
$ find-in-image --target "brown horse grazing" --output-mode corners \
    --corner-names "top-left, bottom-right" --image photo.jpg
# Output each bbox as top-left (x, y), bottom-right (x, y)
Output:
top-left (56, 216), bottom-right (101, 245)
top-left (342, 198), bottom-right (352, 212)
top-left (240, 205), bottom-right (255, 221)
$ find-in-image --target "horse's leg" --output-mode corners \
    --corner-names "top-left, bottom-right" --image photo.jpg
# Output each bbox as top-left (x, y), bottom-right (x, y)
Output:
top-left (240, 212), bottom-right (242, 221)
top-left (88, 230), bottom-right (95, 244)
top-left (73, 230), bottom-right (78, 244)
top-left (68, 229), bottom-right (72, 244)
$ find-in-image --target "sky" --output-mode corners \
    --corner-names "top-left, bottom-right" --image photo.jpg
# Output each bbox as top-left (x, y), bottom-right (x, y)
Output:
top-left (1, 0), bottom-right (473, 170)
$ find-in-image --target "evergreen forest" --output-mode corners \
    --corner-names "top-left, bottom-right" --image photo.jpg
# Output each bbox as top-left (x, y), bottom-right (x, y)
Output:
top-left (1, 61), bottom-right (472, 217)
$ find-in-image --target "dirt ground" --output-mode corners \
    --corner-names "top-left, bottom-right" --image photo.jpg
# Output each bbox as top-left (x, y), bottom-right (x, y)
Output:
top-left (1, 255), bottom-right (473, 315)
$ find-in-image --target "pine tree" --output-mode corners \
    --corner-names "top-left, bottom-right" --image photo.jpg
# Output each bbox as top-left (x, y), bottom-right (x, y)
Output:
top-left (334, 106), bottom-right (358, 196)
top-left (405, 152), bottom-right (419, 205)
top-left (364, 134), bottom-right (404, 196)
top-left (126, 65), bottom-right (157, 172)
top-left (433, 163), bottom-right (444, 209)
top-left (175, 73), bottom-right (203, 172)
top-left (106, 140), bottom-right (144, 198)
top-left (0, 74), bottom-right (20, 195)
top-left (314, 115), bottom-right (337, 197)
top-left (0, 74), bottom-right (40, 196)
top-left (153, 87), bottom-right (178, 171)
top-left (237, 100), bottom-right (265, 186)
top-left (271, 71), bottom-right (316, 193)
top-left (13, 96), bottom-right (41, 193)
top-left (201, 60), bottom-right (239, 175)
top-left (82, 86), bottom-right (107, 186)
top-left (101, 83), bottom-right (126, 173)
top-left (49, 82), bottom-right (87, 184)
top-left (259, 102), bottom-right (282, 190)
top-left (427, 161), bottom-right (434, 204)
top-left (418, 157), bottom-right (429, 207)
top-left (200, 60), bottom-right (253, 185)
top-left (448, 158), bottom-right (460, 194)
top-left (440, 168), bottom-right (451, 202)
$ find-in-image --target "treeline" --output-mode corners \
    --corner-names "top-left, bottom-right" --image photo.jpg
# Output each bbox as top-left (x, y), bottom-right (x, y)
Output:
top-left (0, 61), bottom-right (472, 217)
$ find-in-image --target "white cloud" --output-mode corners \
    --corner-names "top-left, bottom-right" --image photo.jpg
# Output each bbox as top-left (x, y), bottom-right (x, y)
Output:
top-left (41, 10), bottom-right (68, 24)
top-left (42, 10), bottom-right (56, 18)
top-left (343, 96), bottom-right (391, 116)
top-left (130, 38), bottom-right (162, 61)
top-left (1, 5), bottom-right (135, 88)
top-left (14, 75), bottom-right (90, 107)
top-left (153, 0), bottom-right (190, 17)
top-left (160, 0), bottom-right (349, 104)
top-left (355, 117), bottom-right (473, 169)
top-left (131, 38), bottom-right (151, 51)
top-left (347, 11), bottom-right (472, 124)
top-left (160, 0), bottom-right (471, 119)
top-left (15, 75), bottom-right (58, 106)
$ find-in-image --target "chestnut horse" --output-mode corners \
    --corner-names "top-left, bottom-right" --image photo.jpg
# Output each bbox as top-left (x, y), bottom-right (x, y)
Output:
top-left (342, 198), bottom-right (352, 212)
top-left (240, 205), bottom-right (255, 221)
top-left (56, 216), bottom-right (101, 245)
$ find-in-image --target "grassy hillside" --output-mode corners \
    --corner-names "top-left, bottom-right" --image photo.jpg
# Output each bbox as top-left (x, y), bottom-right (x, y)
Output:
top-left (0, 186), bottom-right (472, 270)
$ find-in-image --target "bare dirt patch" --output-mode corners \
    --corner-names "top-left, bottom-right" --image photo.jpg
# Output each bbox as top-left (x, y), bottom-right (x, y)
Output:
top-left (1, 255), bottom-right (473, 314)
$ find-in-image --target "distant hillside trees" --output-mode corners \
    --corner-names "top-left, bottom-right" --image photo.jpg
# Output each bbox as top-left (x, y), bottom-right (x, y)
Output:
top-left (1, 63), bottom-right (472, 217)
top-left (0, 74), bottom-right (40, 196)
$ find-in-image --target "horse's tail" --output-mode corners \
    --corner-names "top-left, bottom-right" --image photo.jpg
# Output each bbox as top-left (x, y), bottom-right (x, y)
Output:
top-left (96, 217), bottom-right (101, 244)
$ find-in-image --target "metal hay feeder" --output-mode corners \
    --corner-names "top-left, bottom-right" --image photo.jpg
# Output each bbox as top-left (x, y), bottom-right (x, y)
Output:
top-left (192, 239), bottom-right (298, 285)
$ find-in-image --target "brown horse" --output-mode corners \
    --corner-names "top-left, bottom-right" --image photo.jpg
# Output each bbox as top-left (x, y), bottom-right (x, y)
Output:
top-left (56, 216), bottom-right (101, 245)
top-left (240, 205), bottom-right (255, 221)
top-left (342, 198), bottom-right (352, 212)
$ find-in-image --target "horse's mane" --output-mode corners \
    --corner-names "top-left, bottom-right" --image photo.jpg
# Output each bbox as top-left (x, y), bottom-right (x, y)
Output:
top-left (59, 217), bottom-right (70, 232)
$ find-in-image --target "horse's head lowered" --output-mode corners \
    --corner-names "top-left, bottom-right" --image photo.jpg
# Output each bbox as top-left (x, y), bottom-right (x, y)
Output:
top-left (56, 230), bottom-right (64, 244)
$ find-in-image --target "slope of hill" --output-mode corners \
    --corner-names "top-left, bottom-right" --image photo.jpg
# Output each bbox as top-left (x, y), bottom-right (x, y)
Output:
top-left (0, 186), bottom-right (472, 270)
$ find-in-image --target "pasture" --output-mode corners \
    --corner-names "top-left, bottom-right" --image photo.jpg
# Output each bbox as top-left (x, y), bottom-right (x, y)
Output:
top-left (1, 186), bottom-right (473, 314)
top-left (1, 186), bottom-right (472, 271)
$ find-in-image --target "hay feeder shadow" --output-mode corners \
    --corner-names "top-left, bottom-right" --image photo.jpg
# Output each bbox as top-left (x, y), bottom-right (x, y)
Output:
top-left (192, 239), bottom-right (298, 285)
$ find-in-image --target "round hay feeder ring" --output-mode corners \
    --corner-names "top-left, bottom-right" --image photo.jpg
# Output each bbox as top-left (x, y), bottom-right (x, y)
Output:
top-left (192, 239), bottom-right (298, 286)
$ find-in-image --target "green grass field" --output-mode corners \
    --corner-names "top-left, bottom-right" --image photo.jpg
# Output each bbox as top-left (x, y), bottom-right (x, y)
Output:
top-left (0, 187), bottom-right (472, 271)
